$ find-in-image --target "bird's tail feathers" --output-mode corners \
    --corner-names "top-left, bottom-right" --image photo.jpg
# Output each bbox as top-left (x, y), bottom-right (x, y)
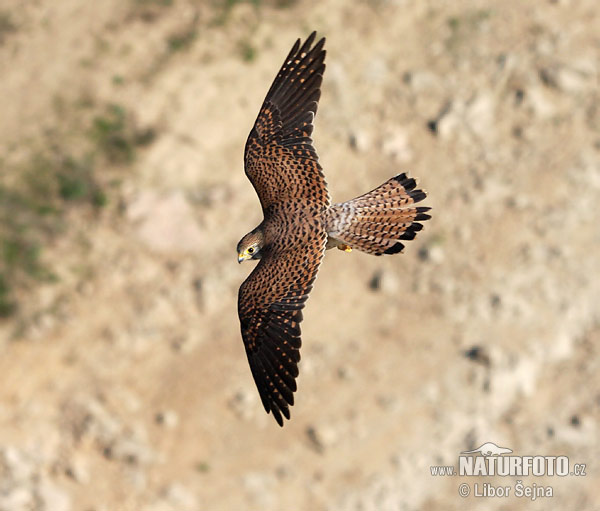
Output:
top-left (325, 173), bottom-right (431, 256)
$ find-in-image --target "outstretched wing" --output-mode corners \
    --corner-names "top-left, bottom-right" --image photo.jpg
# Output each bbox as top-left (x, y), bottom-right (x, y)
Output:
top-left (244, 31), bottom-right (330, 211)
top-left (238, 229), bottom-right (326, 426)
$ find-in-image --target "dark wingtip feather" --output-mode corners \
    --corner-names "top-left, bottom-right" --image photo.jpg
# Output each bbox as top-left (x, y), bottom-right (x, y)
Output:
top-left (392, 173), bottom-right (417, 192)
top-left (271, 406), bottom-right (284, 427)
top-left (299, 31), bottom-right (317, 55)
top-left (398, 230), bottom-right (417, 241)
top-left (289, 38), bottom-right (301, 58)
top-left (409, 190), bottom-right (427, 203)
top-left (260, 31), bottom-right (327, 147)
top-left (415, 206), bottom-right (432, 221)
top-left (404, 178), bottom-right (417, 191)
top-left (307, 31), bottom-right (326, 48)
top-left (384, 242), bottom-right (405, 255)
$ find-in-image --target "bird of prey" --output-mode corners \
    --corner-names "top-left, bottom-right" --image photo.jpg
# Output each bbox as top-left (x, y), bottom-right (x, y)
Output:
top-left (237, 32), bottom-right (431, 426)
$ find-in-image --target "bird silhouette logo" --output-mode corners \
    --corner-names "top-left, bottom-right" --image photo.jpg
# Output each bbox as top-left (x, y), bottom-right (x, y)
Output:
top-left (461, 442), bottom-right (513, 456)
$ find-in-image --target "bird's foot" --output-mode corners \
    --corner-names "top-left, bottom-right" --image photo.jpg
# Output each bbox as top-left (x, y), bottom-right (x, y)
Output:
top-left (337, 244), bottom-right (352, 253)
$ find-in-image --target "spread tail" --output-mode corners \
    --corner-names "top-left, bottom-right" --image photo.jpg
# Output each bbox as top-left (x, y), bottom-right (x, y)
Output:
top-left (325, 173), bottom-right (431, 256)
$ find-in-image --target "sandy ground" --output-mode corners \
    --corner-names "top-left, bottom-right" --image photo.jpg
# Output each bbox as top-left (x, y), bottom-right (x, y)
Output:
top-left (1, 0), bottom-right (599, 510)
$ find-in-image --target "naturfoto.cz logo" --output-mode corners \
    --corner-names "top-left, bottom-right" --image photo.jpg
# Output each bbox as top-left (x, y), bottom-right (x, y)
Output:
top-left (430, 442), bottom-right (587, 501)
top-left (430, 442), bottom-right (585, 477)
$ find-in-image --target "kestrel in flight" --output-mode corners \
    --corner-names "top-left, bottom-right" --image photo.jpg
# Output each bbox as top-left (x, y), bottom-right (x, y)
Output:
top-left (237, 32), bottom-right (431, 426)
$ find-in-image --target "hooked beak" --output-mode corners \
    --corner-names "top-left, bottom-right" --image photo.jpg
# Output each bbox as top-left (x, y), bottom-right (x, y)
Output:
top-left (238, 253), bottom-right (246, 264)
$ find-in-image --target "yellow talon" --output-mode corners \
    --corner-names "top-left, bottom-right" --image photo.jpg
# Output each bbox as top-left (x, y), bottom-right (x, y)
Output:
top-left (338, 244), bottom-right (352, 252)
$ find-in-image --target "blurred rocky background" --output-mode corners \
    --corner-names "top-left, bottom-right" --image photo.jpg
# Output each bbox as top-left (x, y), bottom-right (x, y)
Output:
top-left (0, 0), bottom-right (599, 509)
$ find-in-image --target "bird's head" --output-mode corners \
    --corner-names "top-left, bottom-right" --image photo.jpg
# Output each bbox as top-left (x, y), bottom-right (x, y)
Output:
top-left (237, 229), bottom-right (264, 263)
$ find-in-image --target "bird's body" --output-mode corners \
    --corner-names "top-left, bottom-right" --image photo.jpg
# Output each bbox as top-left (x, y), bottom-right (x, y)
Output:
top-left (237, 32), bottom-right (431, 426)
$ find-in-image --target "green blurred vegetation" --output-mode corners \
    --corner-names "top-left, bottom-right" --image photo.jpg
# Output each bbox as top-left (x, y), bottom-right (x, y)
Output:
top-left (0, 10), bottom-right (17, 45)
top-left (129, 0), bottom-right (174, 23)
top-left (135, 0), bottom-right (173, 6)
top-left (238, 39), bottom-right (257, 62)
top-left (445, 9), bottom-right (493, 52)
top-left (91, 104), bottom-right (155, 164)
top-left (0, 103), bottom-right (153, 318)
top-left (212, 0), bottom-right (298, 25)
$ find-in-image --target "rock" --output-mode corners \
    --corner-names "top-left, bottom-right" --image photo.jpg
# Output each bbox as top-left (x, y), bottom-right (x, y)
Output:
top-left (70, 398), bottom-right (155, 468)
top-left (0, 446), bottom-right (35, 482)
top-left (104, 435), bottom-right (154, 465)
top-left (0, 447), bottom-right (74, 511)
top-left (0, 487), bottom-right (34, 511)
top-left (36, 478), bottom-right (72, 511)
top-left (306, 424), bottom-right (339, 453)
top-left (348, 130), bottom-right (371, 152)
top-left (407, 70), bottom-right (442, 93)
top-left (64, 453), bottom-right (90, 484)
top-left (228, 389), bottom-right (257, 420)
top-left (192, 277), bottom-right (203, 309)
top-left (547, 330), bottom-right (574, 361)
top-left (505, 194), bottom-right (530, 210)
top-left (556, 67), bottom-right (589, 93)
top-left (369, 270), bottom-right (382, 291)
top-left (156, 483), bottom-right (198, 511)
top-left (427, 100), bottom-right (453, 137)
top-left (0, 447), bottom-right (72, 511)
top-left (155, 410), bottom-right (179, 429)
top-left (376, 394), bottom-right (401, 412)
top-left (527, 86), bottom-right (558, 119)
top-left (274, 464), bottom-right (292, 479)
top-left (418, 242), bottom-right (445, 264)
top-left (541, 65), bottom-right (591, 93)
top-left (368, 269), bottom-right (400, 295)
top-left (463, 345), bottom-right (491, 367)
top-left (336, 366), bottom-right (354, 381)
top-left (539, 66), bottom-right (559, 88)
top-left (465, 92), bottom-right (496, 137)
top-left (84, 400), bottom-right (121, 446)
top-left (489, 293), bottom-right (502, 310)
top-left (491, 356), bottom-right (539, 414)
top-left (437, 108), bottom-right (460, 139)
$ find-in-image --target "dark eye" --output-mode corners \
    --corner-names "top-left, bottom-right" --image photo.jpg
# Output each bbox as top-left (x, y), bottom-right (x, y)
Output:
top-left (248, 247), bottom-right (254, 254)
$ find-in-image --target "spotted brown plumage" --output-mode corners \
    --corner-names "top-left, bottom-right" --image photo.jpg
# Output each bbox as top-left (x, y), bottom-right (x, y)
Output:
top-left (237, 32), bottom-right (431, 426)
